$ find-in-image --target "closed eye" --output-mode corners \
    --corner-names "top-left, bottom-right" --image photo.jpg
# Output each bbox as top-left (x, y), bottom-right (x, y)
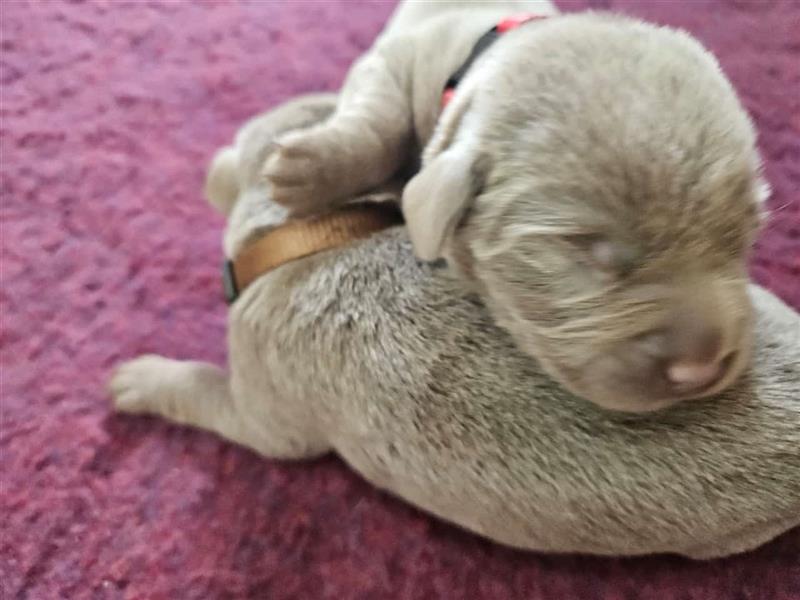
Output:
top-left (561, 234), bottom-right (640, 278)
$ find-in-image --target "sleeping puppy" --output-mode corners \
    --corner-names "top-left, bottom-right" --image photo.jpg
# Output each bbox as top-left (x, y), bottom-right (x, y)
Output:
top-left (110, 94), bottom-right (800, 558)
top-left (263, 0), bottom-right (768, 412)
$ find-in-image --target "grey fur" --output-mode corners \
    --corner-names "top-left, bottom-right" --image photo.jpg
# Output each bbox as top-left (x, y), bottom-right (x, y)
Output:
top-left (111, 94), bottom-right (800, 559)
top-left (261, 1), bottom-right (767, 411)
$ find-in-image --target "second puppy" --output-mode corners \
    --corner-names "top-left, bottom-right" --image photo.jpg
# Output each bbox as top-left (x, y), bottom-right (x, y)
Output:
top-left (264, 1), bottom-right (767, 412)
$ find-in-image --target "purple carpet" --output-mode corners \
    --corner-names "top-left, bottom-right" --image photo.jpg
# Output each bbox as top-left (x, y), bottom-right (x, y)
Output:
top-left (1, 1), bottom-right (799, 598)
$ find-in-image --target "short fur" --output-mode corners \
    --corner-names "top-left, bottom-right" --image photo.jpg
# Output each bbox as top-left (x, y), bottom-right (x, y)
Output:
top-left (262, 1), bottom-right (767, 412)
top-left (111, 95), bottom-right (800, 559)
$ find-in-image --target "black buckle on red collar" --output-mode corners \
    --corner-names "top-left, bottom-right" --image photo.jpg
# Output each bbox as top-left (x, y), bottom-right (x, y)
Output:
top-left (442, 28), bottom-right (502, 101)
top-left (441, 13), bottom-right (545, 108)
top-left (222, 259), bottom-right (239, 304)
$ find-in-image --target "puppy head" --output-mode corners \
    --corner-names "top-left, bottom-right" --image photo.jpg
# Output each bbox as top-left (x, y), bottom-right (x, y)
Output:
top-left (403, 14), bottom-right (766, 412)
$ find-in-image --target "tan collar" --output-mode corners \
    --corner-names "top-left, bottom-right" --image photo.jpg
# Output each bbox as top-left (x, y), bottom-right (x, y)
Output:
top-left (223, 202), bottom-right (403, 303)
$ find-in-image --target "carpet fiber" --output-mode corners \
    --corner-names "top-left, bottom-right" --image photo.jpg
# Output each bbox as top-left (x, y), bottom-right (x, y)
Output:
top-left (1, 1), bottom-right (799, 598)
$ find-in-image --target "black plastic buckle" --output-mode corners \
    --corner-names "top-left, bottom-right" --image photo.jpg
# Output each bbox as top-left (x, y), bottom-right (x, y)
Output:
top-left (222, 259), bottom-right (239, 304)
top-left (443, 27), bottom-right (500, 91)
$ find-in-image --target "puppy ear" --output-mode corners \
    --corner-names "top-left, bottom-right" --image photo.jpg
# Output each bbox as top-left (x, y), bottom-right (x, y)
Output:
top-left (402, 144), bottom-right (482, 261)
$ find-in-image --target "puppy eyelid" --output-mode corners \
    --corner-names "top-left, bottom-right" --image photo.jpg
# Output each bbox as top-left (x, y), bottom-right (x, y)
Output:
top-left (590, 240), bottom-right (617, 269)
top-left (562, 234), bottom-right (639, 276)
top-left (595, 240), bottom-right (640, 276)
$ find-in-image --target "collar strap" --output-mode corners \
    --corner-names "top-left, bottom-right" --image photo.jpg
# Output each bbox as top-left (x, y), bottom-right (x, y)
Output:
top-left (223, 202), bottom-right (403, 304)
top-left (441, 13), bottom-right (546, 108)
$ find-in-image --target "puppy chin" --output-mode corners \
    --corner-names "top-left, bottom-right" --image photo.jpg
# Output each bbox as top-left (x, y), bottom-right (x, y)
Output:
top-left (583, 391), bottom-right (681, 414)
top-left (562, 374), bottom-right (681, 413)
top-left (564, 353), bottom-right (749, 414)
top-left (539, 355), bottom-right (684, 413)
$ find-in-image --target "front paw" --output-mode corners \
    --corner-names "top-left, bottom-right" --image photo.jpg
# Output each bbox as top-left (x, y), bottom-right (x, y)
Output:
top-left (109, 354), bottom-right (177, 414)
top-left (262, 128), bottom-right (342, 215)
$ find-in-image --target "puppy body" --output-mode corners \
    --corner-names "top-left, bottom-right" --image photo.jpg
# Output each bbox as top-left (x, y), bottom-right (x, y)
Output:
top-left (113, 96), bottom-right (800, 559)
top-left (263, 1), bottom-right (766, 411)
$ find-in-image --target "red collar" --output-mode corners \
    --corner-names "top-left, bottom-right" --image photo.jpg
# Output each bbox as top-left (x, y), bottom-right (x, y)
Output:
top-left (441, 13), bottom-right (546, 108)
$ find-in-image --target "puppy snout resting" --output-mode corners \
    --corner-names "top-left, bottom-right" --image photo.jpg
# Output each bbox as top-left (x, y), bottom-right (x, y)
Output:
top-left (667, 357), bottom-right (725, 391)
top-left (576, 281), bottom-right (753, 412)
top-left (664, 340), bottom-right (727, 392)
top-left (646, 321), bottom-right (737, 386)
top-left (663, 310), bottom-right (730, 391)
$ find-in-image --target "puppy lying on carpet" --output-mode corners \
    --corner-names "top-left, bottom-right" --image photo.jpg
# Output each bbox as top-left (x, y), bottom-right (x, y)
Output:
top-left (111, 94), bottom-right (800, 558)
top-left (263, 0), bottom-right (768, 412)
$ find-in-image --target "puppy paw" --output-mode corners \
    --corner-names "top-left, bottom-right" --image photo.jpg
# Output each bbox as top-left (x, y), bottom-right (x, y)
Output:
top-left (262, 127), bottom-right (343, 215)
top-left (109, 354), bottom-right (177, 414)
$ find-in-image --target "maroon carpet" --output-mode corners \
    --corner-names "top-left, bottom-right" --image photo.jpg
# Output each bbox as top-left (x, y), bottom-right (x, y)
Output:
top-left (2, 1), bottom-right (799, 598)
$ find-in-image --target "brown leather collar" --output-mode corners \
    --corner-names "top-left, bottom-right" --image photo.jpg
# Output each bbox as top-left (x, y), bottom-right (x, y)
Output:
top-left (223, 202), bottom-right (403, 303)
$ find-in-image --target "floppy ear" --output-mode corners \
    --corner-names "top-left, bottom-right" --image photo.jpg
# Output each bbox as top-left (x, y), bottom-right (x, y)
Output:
top-left (402, 144), bottom-right (482, 261)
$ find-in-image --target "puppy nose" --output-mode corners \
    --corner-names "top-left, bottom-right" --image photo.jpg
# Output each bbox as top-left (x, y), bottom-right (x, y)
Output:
top-left (664, 321), bottom-right (725, 390)
top-left (666, 358), bottom-right (722, 389)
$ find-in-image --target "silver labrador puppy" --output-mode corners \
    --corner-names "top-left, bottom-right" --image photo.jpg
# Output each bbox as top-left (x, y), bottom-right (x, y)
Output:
top-left (111, 95), bottom-right (800, 559)
top-left (263, 0), bottom-right (769, 412)
top-left (265, 0), bottom-right (766, 412)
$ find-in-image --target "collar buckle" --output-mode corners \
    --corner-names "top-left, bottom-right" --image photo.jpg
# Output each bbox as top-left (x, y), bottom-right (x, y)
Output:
top-left (222, 259), bottom-right (239, 304)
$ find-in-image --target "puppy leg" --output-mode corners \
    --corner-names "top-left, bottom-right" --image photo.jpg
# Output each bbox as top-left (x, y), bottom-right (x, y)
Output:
top-left (263, 53), bottom-right (413, 215)
top-left (110, 355), bottom-right (328, 460)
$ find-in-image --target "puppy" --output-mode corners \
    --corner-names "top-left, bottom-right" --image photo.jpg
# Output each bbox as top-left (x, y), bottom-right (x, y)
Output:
top-left (264, 0), bottom-right (768, 412)
top-left (111, 94), bottom-right (800, 559)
